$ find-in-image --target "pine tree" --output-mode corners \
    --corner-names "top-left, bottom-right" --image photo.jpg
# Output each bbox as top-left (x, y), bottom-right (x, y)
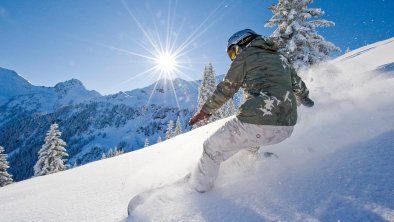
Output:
top-left (265, 0), bottom-right (340, 70)
top-left (107, 148), bottom-right (114, 157)
top-left (157, 136), bottom-right (162, 143)
top-left (197, 67), bottom-right (208, 112)
top-left (114, 148), bottom-right (124, 156)
top-left (144, 137), bottom-right (150, 147)
top-left (165, 120), bottom-right (174, 140)
top-left (101, 153), bottom-right (107, 159)
top-left (0, 145), bottom-right (13, 187)
top-left (196, 62), bottom-right (221, 126)
top-left (34, 123), bottom-right (68, 176)
top-left (197, 62), bottom-right (217, 111)
top-left (174, 116), bottom-right (183, 136)
top-left (345, 47), bottom-right (350, 53)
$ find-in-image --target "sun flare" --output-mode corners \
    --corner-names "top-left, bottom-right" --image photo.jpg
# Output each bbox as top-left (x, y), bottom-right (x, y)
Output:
top-left (155, 52), bottom-right (177, 73)
top-left (102, 0), bottom-right (224, 108)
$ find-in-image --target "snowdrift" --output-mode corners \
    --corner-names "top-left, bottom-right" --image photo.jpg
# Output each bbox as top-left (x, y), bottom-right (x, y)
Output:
top-left (0, 38), bottom-right (393, 222)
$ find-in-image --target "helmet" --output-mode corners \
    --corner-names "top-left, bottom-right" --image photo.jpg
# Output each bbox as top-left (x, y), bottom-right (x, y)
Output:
top-left (227, 29), bottom-right (258, 49)
top-left (226, 29), bottom-right (258, 61)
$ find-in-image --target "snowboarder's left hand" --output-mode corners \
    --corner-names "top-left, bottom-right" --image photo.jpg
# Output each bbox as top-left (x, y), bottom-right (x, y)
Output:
top-left (300, 97), bottom-right (314, 107)
top-left (189, 110), bottom-right (211, 126)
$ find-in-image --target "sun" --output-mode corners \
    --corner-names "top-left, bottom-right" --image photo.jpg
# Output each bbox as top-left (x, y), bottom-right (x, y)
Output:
top-left (155, 52), bottom-right (177, 73)
top-left (101, 0), bottom-right (224, 107)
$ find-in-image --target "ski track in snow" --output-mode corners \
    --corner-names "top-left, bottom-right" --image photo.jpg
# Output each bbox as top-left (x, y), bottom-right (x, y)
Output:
top-left (0, 38), bottom-right (394, 222)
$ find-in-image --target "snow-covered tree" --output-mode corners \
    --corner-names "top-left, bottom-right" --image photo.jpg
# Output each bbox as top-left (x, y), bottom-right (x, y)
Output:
top-left (345, 47), bottom-right (350, 54)
top-left (105, 148), bottom-right (124, 158)
top-left (114, 148), bottom-right (124, 156)
top-left (0, 145), bottom-right (13, 187)
top-left (197, 62), bottom-right (217, 111)
top-left (165, 120), bottom-right (174, 140)
top-left (34, 123), bottom-right (68, 176)
top-left (107, 148), bottom-right (114, 158)
top-left (265, 0), bottom-right (340, 70)
top-left (144, 137), bottom-right (150, 147)
top-left (196, 62), bottom-right (224, 126)
top-left (157, 136), bottom-right (162, 143)
top-left (174, 116), bottom-right (183, 136)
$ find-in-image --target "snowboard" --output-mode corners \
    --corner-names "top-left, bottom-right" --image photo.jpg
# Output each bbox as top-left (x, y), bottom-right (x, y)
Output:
top-left (127, 173), bottom-right (192, 216)
top-left (127, 152), bottom-right (277, 215)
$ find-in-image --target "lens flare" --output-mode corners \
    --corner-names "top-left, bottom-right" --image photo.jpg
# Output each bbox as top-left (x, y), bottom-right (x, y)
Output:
top-left (93, 0), bottom-right (227, 108)
top-left (155, 52), bottom-right (177, 73)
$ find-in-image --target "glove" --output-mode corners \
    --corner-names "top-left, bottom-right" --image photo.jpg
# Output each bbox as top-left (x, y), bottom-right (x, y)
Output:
top-left (189, 110), bottom-right (211, 126)
top-left (300, 97), bottom-right (314, 107)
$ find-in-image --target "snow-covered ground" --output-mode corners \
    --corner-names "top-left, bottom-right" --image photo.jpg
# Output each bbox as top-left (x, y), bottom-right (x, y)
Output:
top-left (0, 38), bottom-right (394, 222)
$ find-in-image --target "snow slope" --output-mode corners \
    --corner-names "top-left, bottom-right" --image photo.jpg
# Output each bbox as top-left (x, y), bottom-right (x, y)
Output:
top-left (0, 38), bottom-right (394, 222)
top-left (337, 38), bottom-right (394, 74)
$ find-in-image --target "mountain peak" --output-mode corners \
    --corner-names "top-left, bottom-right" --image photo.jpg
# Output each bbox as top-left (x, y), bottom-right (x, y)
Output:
top-left (54, 78), bottom-right (85, 91)
top-left (0, 67), bottom-right (33, 104)
top-left (0, 67), bottom-right (17, 75)
top-left (0, 67), bottom-right (32, 86)
top-left (54, 78), bottom-right (101, 103)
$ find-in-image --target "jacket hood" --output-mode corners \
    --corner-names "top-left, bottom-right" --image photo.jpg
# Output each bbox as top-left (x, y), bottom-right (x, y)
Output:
top-left (249, 36), bottom-right (279, 52)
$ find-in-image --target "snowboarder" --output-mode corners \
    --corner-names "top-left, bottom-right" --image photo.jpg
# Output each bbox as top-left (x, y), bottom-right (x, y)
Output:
top-left (189, 29), bottom-right (314, 192)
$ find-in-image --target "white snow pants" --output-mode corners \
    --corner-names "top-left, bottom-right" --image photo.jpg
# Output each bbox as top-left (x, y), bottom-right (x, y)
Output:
top-left (191, 117), bottom-right (294, 192)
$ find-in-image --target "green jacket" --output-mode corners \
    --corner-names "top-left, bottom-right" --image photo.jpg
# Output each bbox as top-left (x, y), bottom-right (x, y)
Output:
top-left (201, 36), bottom-right (309, 126)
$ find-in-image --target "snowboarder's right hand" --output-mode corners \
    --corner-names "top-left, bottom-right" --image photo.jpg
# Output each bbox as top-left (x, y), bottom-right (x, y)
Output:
top-left (189, 110), bottom-right (211, 126)
top-left (300, 97), bottom-right (314, 107)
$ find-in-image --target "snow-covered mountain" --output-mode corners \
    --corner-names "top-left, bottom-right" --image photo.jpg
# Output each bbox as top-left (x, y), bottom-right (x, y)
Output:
top-left (0, 67), bottom-right (35, 105)
top-left (0, 69), bottom-right (201, 181)
top-left (0, 68), bottom-right (101, 110)
top-left (54, 78), bottom-right (102, 107)
top-left (125, 78), bottom-right (200, 108)
top-left (0, 37), bottom-right (393, 222)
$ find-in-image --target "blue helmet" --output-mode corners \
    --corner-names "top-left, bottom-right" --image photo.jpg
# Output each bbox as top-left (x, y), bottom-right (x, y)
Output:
top-left (227, 29), bottom-right (258, 50)
top-left (226, 29), bottom-right (258, 61)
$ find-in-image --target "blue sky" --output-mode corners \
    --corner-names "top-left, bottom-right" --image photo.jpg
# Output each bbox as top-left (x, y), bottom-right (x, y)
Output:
top-left (0, 0), bottom-right (393, 95)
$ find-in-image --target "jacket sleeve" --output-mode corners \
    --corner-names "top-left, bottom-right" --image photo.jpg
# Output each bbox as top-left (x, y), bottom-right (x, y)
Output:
top-left (290, 67), bottom-right (309, 99)
top-left (201, 54), bottom-right (246, 114)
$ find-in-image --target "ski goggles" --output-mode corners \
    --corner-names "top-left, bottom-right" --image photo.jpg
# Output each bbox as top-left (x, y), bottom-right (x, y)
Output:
top-left (227, 44), bottom-right (239, 61)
